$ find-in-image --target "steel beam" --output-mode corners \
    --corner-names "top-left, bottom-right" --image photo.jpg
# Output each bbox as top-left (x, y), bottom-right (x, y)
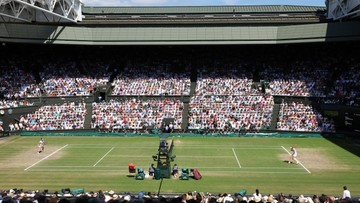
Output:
top-left (326, 0), bottom-right (360, 20)
top-left (0, 0), bottom-right (83, 23)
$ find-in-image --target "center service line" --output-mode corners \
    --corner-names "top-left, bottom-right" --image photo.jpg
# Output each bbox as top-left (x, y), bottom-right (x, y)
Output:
top-left (25, 144), bottom-right (68, 171)
top-left (93, 147), bottom-right (114, 167)
top-left (232, 148), bottom-right (242, 168)
top-left (281, 146), bottom-right (311, 174)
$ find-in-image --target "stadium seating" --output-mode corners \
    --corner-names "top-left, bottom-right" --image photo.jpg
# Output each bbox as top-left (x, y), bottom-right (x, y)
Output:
top-left (0, 45), bottom-right (357, 133)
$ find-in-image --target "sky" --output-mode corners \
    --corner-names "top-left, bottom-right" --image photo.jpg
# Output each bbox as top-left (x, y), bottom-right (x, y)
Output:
top-left (82, 0), bottom-right (326, 7)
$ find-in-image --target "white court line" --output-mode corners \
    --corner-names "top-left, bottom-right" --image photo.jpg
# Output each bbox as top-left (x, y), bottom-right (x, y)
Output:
top-left (108, 155), bottom-right (234, 158)
top-left (107, 155), bottom-right (156, 158)
top-left (173, 155), bottom-right (234, 158)
top-left (69, 146), bottom-right (280, 150)
top-left (27, 169), bottom-right (306, 174)
top-left (281, 146), bottom-right (311, 174)
top-left (68, 144), bottom-right (281, 149)
top-left (24, 144), bottom-right (68, 171)
top-left (232, 148), bottom-right (242, 168)
top-left (34, 165), bottom-right (303, 170)
top-left (93, 147), bottom-right (114, 167)
top-left (69, 145), bottom-right (156, 149)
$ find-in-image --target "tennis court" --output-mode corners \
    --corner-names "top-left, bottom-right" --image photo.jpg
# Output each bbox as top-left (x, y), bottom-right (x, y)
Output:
top-left (0, 135), bottom-right (359, 195)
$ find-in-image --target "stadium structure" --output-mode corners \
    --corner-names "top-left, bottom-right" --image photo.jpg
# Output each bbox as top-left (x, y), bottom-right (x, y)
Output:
top-left (0, 0), bottom-right (359, 136)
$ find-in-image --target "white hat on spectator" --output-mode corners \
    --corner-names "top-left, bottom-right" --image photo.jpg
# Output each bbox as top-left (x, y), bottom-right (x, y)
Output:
top-left (104, 194), bottom-right (111, 202)
top-left (224, 194), bottom-right (234, 203)
top-left (124, 195), bottom-right (131, 201)
top-left (298, 195), bottom-right (306, 203)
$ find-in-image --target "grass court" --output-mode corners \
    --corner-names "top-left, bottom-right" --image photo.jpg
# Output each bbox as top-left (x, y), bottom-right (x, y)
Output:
top-left (0, 135), bottom-right (359, 196)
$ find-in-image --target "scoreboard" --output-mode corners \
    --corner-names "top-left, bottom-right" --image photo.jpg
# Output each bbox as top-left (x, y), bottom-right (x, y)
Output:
top-left (344, 111), bottom-right (360, 132)
top-left (322, 107), bottom-right (360, 133)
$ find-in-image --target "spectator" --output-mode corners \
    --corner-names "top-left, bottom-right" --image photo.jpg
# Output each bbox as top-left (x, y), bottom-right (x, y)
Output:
top-left (21, 102), bottom-right (86, 131)
top-left (171, 164), bottom-right (179, 177)
top-left (341, 186), bottom-right (351, 200)
top-left (92, 98), bottom-right (183, 132)
top-left (149, 164), bottom-right (155, 176)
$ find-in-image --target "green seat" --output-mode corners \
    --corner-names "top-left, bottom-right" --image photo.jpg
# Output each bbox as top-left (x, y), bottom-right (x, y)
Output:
top-left (135, 168), bottom-right (145, 180)
top-left (71, 188), bottom-right (84, 195)
top-left (238, 189), bottom-right (247, 197)
top-left (180, 168), bottom-right (190, 180)
top-left (179, 173), bottom-right (189, 180)
top-left (154, 168), bottom-right (161, 180)
top-left (137, 168), bottom-right (144, 174)
top-left (135, 173), bottom-right (145, 180)
top-left (182, 168), bottom-right (189, 174)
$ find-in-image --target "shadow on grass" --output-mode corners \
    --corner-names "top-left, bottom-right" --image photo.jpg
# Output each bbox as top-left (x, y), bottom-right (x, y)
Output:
top-left (322, 133), bottom-right (360, 158)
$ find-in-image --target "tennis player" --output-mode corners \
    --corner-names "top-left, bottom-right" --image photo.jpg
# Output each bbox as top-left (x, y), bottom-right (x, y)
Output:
top-left (289, 146), bottom-right (299, 164)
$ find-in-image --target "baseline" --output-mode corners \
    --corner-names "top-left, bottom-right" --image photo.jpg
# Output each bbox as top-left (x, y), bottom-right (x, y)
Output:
top-left (26, 168), bottom-right (306, 174)
top-left (281, 146), bottom-right (311, 174)
top-left (24, 144), bottom-right (68, 171)
top-left (232, 148), bottom-right (242, 168)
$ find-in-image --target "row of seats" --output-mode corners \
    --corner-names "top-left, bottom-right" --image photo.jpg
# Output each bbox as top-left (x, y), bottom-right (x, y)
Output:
top-left (7, 97), bottom-right (334, 132)
top-left (0, 60), bottom-right (359, 106)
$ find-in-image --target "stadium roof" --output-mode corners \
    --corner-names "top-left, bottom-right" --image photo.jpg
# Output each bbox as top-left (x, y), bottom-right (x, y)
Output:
top-left (3, 4), bottom-right (360, 45)
top-left (83, 5), bottom-right (325, 14)
top-left (81, 5), bottom-right (326, 25)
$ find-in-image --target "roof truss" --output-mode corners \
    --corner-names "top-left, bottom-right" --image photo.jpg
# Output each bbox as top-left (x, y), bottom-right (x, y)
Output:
top-left (326, 0), bottom-right (360, 20)
top-left (0, 0), bottom-right (83, 23)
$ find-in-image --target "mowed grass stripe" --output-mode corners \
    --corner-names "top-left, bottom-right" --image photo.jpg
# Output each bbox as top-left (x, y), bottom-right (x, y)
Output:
top-left (32, 147), bottom-right (119, 167)
top-left (68, 145), bottom-right (159, 149)
top-left (29, 145), bottom-right (298, 173)
top-left (32, 165), bottom-right (304, 169)
top-left (30, 145), bottom-right (298, 170)
top-left (25, 168), bottom-right (307, 174)
top-left (67, 144), bottom-right (281, 149)
top-left (24, 144), bottom-right (68, 171)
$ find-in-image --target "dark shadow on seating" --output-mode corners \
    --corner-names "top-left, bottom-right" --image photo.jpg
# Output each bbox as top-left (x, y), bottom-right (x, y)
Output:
top-left (322, 133), bottom-right (360, 158)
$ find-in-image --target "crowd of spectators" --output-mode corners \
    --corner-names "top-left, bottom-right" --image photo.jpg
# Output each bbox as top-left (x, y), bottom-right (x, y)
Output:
top-left (196, 67), bottom-right (259, 96)
top-left (1, 45), bottom-right (359, 133)
top-left (0, 61), bottom-right (42, 99)
top-left (277, 101), bottom-right (335, 132)
top-left (39, 61), bottom-right (110, 97)
top-left (259, 63), bottom-right (330, 97)
top-left (0, 60), bottom-right (41, 109)
top-left (111, 64), bottom-right (191, 96)
top-left (188, 95), bottom-right (273, 131)
top-left (0, 55), bottom-right (112, 106)
top-left (0, 188), bottom-right (355, 203)
top-left (92, 98), bottom-right (183, 131)
top-left (0, 100), bottom-right (34, 109)
top-left (8, 120), bottom-right (25, 131)
top-left (332, 65), bottom-right (360, 106)
top-left (19, 102), bottom-right (86, 131)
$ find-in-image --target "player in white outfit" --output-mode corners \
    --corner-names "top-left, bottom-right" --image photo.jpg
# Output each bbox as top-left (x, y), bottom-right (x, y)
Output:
top-left (38, 138), bottom-right (45, 154)
top-left (289, 146), bottom-right (299, 164)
